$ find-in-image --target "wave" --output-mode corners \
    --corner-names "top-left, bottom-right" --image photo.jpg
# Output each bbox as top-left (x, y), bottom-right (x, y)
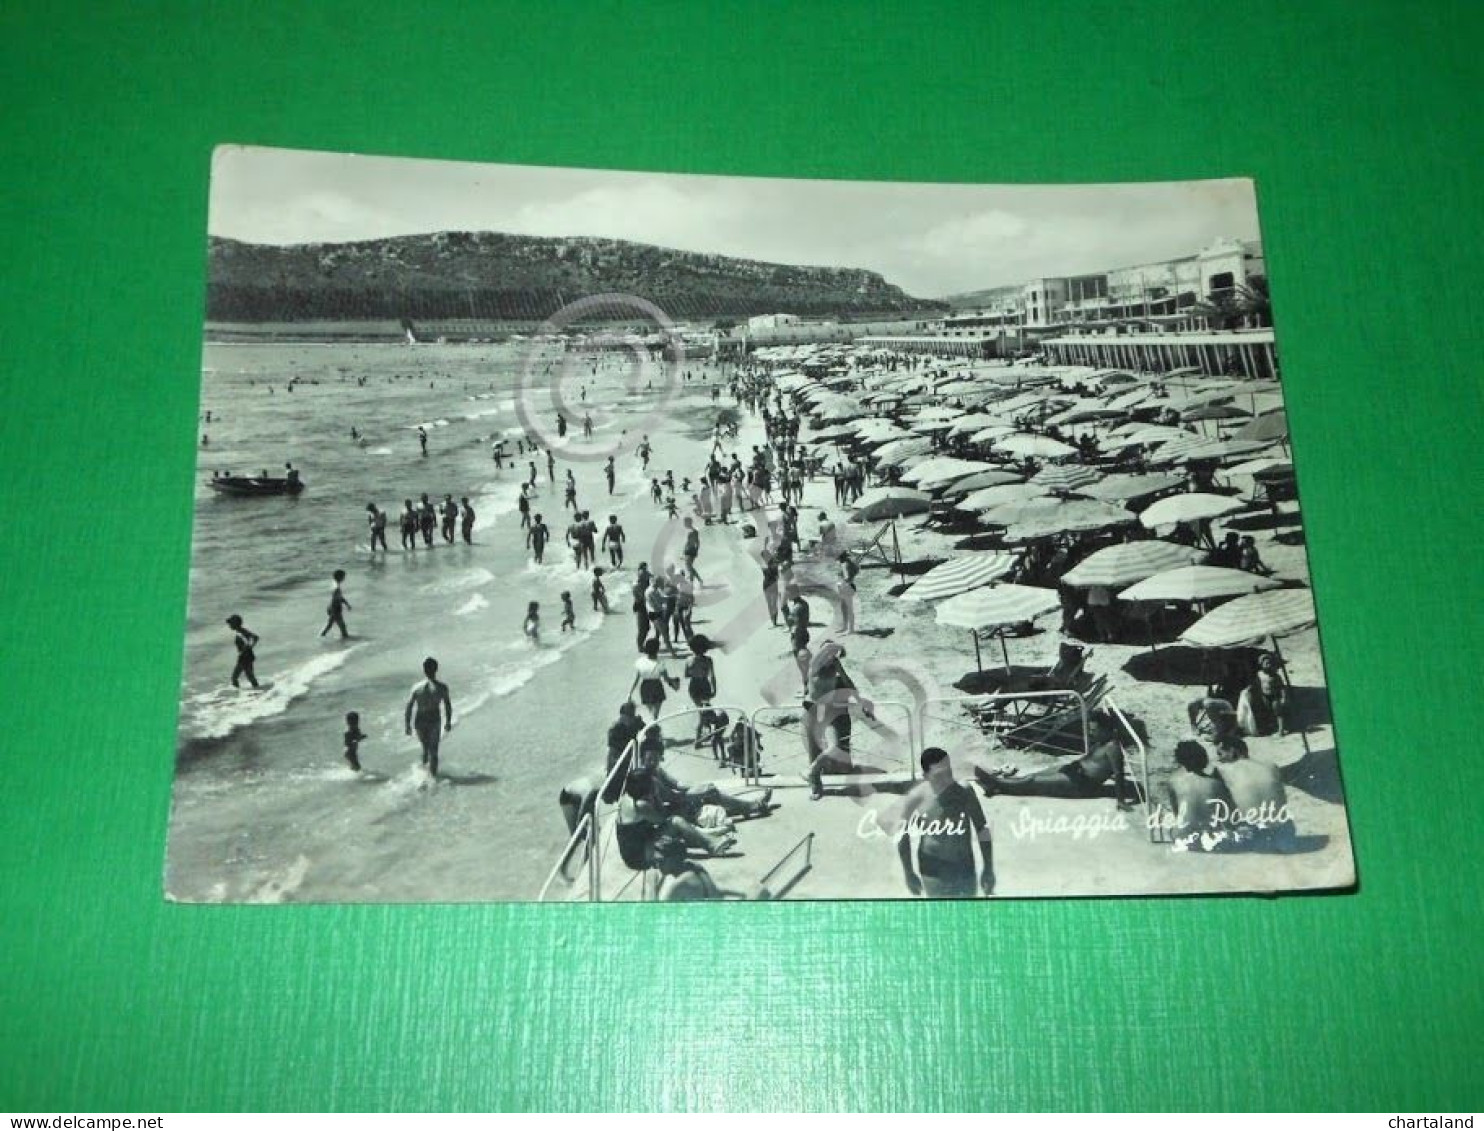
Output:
top-left (179, 645), bottom-right (361, 741)
top-left (419, 567), bottom-right (495, 596)
top-left (454, 593), bottom-right (490, 616)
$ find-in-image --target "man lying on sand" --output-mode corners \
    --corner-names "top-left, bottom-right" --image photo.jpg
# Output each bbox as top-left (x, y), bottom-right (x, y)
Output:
top-left (973, 711), bottom-right (1133, 807)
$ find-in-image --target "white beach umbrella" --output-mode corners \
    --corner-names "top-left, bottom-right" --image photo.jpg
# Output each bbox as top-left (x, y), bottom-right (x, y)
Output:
top-left (1082, 472), bottom-right (1186, 502)
top-left (1139, 492), bottom-right (1246, 528)
top-left (938, 469), bottom-right (1024, 498)
top-left (996, 433), bottom-right (1079, 459)
top-left (850, 487), bottom-right (932, 521)
top-left (959, 482), bottom-right (1047, 512)
top-left (1119, 565), bottom-right (1282, 604)
top-left (874, 438), bottom-right (937, 467)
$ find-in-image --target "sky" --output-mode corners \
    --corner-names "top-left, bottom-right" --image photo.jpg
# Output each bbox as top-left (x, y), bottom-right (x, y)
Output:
top-left (209, 146), bottom-right (1261, 299)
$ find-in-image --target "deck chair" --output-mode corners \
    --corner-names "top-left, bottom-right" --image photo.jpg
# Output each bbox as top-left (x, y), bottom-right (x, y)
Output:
top-left (972, 674), bottom-right (1111, 758)
top-left (1027, 642), bottom-right (1091, 692)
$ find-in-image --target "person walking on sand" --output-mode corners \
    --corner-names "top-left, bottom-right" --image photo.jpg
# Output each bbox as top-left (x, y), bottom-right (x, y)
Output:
top-left (760, 552), bottom-right (781, 626)
top-left (632, 563), bottom-right (653, 650)
top-left (366, 503), bottom-right (388, 552)
top-left (604, 515), bottom-right (626, 567)
top-left (320, 569), bottom-right (352, 639)
top-left (583, 413), bottom-right (593, 439)
top-left (685, 638), bottom-right (717, 748)
top-left (681, 517), bottom-right (703, 585)
top-left (546, 448), bottom-right (556, 483)
top-left (527, 461), bottom-right (538, 491)
top-left (226, 614), bottom-right (260, 689)
top-left (527, 514), bottom-right (550, 564)
top-left (897, 747), bottom-right (995, 898)
top-left (460, 497), bottom-right (476, 544)
top-left (404, 657), bottom-right (453, 778)
top-left (564, 471), bottom-right (578, 511)
top-left (629, 639), bottom-right (680, 721)
top-left (837, 552), bottom-right (859, 634)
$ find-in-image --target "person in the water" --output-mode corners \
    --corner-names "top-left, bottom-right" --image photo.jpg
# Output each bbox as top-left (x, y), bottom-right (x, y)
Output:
top-left (604, 456), bottom-right (616, 494)
top-left (524, 601), bottom-right (541, 644)
top-left (417, 425), bottom-right (428, 456)
top-left (527, 514), bottom-right (550, 564)
top-left (343, 710), bottom-right (365, 772)
top-left (560, 591), bottom-right (576, 632)
top-left (226, 614), bottom-right (260, 689)
top-left (404, 657), bottom-right (453, 778)
top-left (400, 500), bottom-right (417, 550)
top-left (591, 567), bottom-right (610, 613)
top-left (517, 485), bottom-right (531, 530)
top-left (460, 497), bottom-right (476, 544)
top-left (418, 494), bottom-right (436, 547)
top-left (320, 569), bottom-right (352, 639)
top-left (440, 495), bottom-right (458, 543)
top-left (366, 503), bottom-right (388, 552)
top-left (603, 515), bottom-right (626, 567)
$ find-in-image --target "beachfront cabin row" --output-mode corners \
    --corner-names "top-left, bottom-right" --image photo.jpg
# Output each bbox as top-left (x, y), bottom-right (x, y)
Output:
top-left (1042, 329), bottom-right (1278, 381)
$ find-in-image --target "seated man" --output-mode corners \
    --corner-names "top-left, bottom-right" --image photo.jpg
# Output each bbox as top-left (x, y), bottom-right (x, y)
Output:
top-left (1187, 695), bottom-right (1240, 745)
top-left (641, 725), bottom-right (773, 821)
top-left (1212, 736), bottom-right (1296, 850)
top-left (974, 710), bottom-right (1131, 805)
top-left (615, 769), bottom-right (735, 872)
top-left (1159, 740), bottom-right (1234, 853)
top-left (897, 747), bottom-right (994, 899)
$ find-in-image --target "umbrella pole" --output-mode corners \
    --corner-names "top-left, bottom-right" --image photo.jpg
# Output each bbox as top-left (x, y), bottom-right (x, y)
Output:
top-left (999, 631), bottom-right (1011, 674)
top-left (891, 521), bottom-right (905, 585)
top-left (972, 629), bottom-right (983, 676)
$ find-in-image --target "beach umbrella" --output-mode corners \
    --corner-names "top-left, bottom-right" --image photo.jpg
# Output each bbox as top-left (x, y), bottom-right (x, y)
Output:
top-left (1082, 472), bottom-right (1185, 503)
top-left (996, 433), bottom-right (1078, 459)
top-left (1113, 424), bottom-right (1193, 446)
top-left (850, 487), bottom-right (931, 521)
top-left (1233, 409), bottom-right (1289, 443)
top-left (959, 481), bottom-right (1051, 512)
top-left (1139, 492), bottom-right (1246, 528)
top-left (999, 500), bottom-right (1140, 542)
top-left (946, 413), bottom-right (1004, 437)
top-left (900, 457), bottom-right (996, 489)
top-left (1222, 457), bottom-right (1293, 479)
top-left (807, 425), bottom-right (856, 442)
top-left (968, 424), bottom-right (1019, 445)
top-left (938, 469), bottom-right (1024, 498)
top-left (1062, 540), bottom-right (1205, 588)
top-left (874, 437), bottom-right (936, 467)
top-left (1119, 565), bottom-right (1282, 604)
top-left (935, 584), bottom-right (1062, 673)
top-left (1151, 437), bottom-right (1276, 466)
top-left (901, 552), bottom-right (1019, 602)
top-left (1181, 588), bottom-right (1316, 649)
top-left (1031, 464), bottom-right (1102, 494)
top-left (909, 418), bottom-right (959, 435)
top-left (1182, 403), bottom-right (1252, 423)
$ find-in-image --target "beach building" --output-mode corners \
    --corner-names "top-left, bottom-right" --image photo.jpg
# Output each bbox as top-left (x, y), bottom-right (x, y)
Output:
top-left (745, 313), bottom-right (801, 331)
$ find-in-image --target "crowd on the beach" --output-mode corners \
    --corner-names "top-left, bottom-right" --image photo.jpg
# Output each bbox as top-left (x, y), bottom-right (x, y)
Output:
top-left (216, 342), bottom-right (1310, 901)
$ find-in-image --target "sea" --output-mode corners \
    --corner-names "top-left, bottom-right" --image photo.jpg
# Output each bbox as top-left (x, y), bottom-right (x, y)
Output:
top-left (168, 339), bottom-right (724, 903)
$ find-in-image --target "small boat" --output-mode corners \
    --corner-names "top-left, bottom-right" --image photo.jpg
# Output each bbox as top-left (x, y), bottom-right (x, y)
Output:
top-left (209, 474), bottom-right (304, 497)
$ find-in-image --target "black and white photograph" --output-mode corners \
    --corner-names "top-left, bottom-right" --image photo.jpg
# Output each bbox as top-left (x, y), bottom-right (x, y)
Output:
top-left (167, 145), bottom-right (1355, 902)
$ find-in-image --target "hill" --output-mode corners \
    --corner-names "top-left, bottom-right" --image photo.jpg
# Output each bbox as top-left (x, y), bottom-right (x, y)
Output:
top-left (205, 233), bottom-right (946, 323)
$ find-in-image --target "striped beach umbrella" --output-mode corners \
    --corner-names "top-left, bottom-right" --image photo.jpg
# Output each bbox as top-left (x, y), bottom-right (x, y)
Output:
top-left (935, 583), bottom-right (1063, 673)
top-left (1139, 492), bottom-right (1245, 528)
top-left (901, 552), bottom-right (1019, 602)
top-left (1181, 588), bottom-right (1316, 649)
top-left (1119, 565), bottom-right (1282, 604)
top-left (999, 500), bottom-right (1139, 542)
top-left (1031, 464), bottom-right (1102, 494)
top-left (901, 458), bottom-right (1000, 490)
top-left (968, 424), bottom-right (1019, 444)
top-left (873, 437), bottom-right (935, 466)
top-left (1061, 540), bottom-right (1204, 588)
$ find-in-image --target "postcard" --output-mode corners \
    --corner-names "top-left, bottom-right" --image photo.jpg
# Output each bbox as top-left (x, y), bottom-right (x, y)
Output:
top-left (166, 145), bottom-right (1354, 902)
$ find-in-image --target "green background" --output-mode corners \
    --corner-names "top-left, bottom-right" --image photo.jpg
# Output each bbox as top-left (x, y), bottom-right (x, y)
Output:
top-left (3, 0), bottom-right (1480, 1112)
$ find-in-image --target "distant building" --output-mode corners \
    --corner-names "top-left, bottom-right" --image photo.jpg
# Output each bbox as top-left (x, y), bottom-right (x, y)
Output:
top-left (745, 313), bottom-right (801, 331)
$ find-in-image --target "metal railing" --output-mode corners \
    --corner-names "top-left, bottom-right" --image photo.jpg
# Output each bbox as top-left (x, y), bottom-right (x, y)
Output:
top-left (1103, 695), bottom-right (1159, 843)
top-left (918, 688), bottom-right (1092, 765)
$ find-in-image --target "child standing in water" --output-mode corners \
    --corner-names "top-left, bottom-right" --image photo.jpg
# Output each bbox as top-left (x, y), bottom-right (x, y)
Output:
top-left (321, 569), bottom-right (352, 639)
top-left (591, 568), bottom-right (610, 613)
top-left (560, 591), bottom-right (576, 632)
top-left (523, 601), bottom-right (541, 644)
top-left (343, 711), bottom-right (365, 772)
